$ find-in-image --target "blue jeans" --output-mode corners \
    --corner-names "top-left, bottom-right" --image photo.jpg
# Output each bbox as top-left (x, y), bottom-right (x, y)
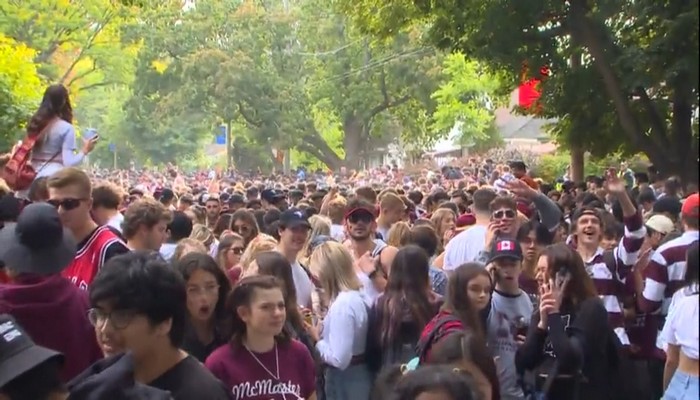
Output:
top-left (663, 370), bottom-right (699, 400)
top-left (324, 363), bottom-right (372, 400)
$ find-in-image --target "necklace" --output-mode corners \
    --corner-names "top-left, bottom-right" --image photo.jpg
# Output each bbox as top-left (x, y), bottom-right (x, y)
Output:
top-left (244, 342), bottom-right (303, 400)
top-left (245, 342), bottom-right (280, 380)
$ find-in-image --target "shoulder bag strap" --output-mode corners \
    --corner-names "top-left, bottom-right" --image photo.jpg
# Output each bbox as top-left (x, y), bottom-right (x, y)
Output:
top-left (31, 119), bottom-right (63, 173)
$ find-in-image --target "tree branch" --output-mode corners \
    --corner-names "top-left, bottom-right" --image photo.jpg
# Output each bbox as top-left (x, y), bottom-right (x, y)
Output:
top-left (634, 86), bottom-right (669, 141)
top-left (79, 81), bottom-right (121, 91)
top-left (367, 94), bottom-right (410, 121)
top-left (66, 64), bottom-right (98, 87)
top-left (237, 102), bottom-right (262, 128)
top-left (59, 11), bottom-right (115, 84)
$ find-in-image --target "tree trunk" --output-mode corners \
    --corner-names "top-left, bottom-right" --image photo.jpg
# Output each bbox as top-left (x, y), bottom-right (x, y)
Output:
top-left (569, 1), bottom-right (698, 187)
top-left (342, 113), bottom-right (364, 170)
top-left (570, 146), bottom-right (584, 182)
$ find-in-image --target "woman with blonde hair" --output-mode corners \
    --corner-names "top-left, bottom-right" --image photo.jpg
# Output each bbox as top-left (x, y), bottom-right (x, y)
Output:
top-left (306, 241), bottom-right (371, 400)
top-left (385, 221), bottom-right (411, 248)
top-left (430, 208), bottom-right (456, 253)
top-left (238, 234), bottom-right (278, 277)
top-left (190, 223), bottom-right (218, 258)
top-left (172, 238), bottom-right (208, 261)
top-left (298, 214), bottom-right (332, 265)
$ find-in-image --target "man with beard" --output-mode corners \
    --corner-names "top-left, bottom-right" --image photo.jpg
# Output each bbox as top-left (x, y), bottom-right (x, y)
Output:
top-left (343, 199), bottom-right (397, 303)
top-left (203, 195), bottom-right (221, 230)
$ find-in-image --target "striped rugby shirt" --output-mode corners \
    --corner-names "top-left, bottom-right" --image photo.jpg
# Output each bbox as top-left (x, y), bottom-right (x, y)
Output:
top-left (639, 230), bottom-right (699, 347)
top-left (580, 212), bottom-right (645, 345)
top-left (640, 230), bottom-right (699, 313)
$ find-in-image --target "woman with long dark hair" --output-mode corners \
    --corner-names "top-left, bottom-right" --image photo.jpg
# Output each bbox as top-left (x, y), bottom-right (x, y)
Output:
top-left (255, 250), bottom-right (326, 399)
top-left (23, 85), bottom-right (97, 188)
top-left (205, 275), bottom-right (317, 400)
top-left (173, 253), bottom-right (231, 362)
top-left (415, 262), bottom-right (500, 400)
top-left (366, 245), bottom-right (442, 370)
top-left (516, 243), bottom-right (615, 400)
top-left (254, 251), bottom-right (311, 345)
top-left (231, 209), bottom-right (260, 248)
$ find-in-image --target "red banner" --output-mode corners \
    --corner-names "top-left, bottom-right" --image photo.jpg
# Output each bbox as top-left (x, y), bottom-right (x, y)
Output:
top-left (518, 62), bottom-right (550, 113)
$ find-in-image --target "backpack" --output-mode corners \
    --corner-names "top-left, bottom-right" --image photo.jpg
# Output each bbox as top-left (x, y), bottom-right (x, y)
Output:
top-left (1, 120), bottom-right (58, 191)
top-left (415, 314), bottom-right (462, 364)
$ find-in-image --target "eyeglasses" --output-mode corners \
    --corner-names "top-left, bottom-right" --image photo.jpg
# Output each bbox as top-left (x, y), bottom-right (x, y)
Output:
top-left (87, 308), bottom-right (136, 330)
top-left (48, 198), bottom-right (85, 211)
top-left (492, 209), bottom-right (516, 220)
top-left (186, 284), bottom-right (220, 296)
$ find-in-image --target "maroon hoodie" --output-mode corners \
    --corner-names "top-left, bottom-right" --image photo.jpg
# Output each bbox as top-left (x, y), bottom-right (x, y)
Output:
top-left (0, 274), bottom-right (103, 382)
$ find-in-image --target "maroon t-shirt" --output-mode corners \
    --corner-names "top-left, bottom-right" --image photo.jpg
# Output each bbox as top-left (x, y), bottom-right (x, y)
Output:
top-left (205, 339), bottom-right (316, 400)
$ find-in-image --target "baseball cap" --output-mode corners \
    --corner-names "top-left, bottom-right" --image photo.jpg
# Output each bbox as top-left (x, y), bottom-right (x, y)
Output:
top-left (344, 205), bottom-right (376, 221)
top-left (0, 314), bottom-right (64, 388)
top-left (279, 208), bottom-right (311, 229)
top-left (455, 214), bottom-right (476, 231)
top-left (159, 188), bottom-right (175, 202)
top-left (487, 238), bottom-right (523, 264)
top-left (261, 189), bottom-right (285, 203)
top-left (645, 214), bottom-right (675, 235)
top-left (228, 194), bottom-right (245, 206)
top-left (681, 193), bottom-right (699, 218)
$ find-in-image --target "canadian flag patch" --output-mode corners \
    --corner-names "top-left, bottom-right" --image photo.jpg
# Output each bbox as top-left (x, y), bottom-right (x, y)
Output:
top-left (497, 241), bottom-right (514, 251)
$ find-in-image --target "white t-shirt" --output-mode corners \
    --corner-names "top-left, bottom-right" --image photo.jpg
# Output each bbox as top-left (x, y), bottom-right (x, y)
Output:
top-left (330, 224), bottom-right (345, 242)
top-left (443, 225), bottom-right (488, 270)
top-left (660, 290), bottom-right (699, 360)
top-left (291, 260), bottom-right (314, 309)
top-left (107, 213), bottom-right (124, 233)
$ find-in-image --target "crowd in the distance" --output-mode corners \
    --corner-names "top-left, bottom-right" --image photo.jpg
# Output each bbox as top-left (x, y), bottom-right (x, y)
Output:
top-left (0, 84), bottom-right (697, 400)
top-left (0, 157), bottom-right (697, 400)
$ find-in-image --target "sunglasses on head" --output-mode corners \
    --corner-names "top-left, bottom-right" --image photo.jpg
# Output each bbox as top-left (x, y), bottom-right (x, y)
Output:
top-left (492, 209), bottom-right (516, 219)
top-left (48, 198), bottom-right (84, 211)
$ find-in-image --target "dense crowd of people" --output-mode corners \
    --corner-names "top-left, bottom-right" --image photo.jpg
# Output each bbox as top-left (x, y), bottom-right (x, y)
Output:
top-left (0, 85), bottom-right (698, 400)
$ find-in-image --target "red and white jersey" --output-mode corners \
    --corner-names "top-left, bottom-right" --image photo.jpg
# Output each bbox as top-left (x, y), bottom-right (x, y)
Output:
top-left (62, 225), bottom-right (129, 290)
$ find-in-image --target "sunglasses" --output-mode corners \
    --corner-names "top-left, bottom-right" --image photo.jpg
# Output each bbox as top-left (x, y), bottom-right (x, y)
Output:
top-left (233, 225), bottom-right (251, 234)
top-left (230, 246), bottom-right (245, 255)
top-left (48, 198), bottom-right (84, 211)
top-left (348, 212), bottom-right (374, 224)
top-left (492, 209), bottom-right (516, 219)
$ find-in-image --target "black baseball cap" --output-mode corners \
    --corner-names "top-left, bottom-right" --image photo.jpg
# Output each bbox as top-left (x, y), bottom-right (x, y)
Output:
top-left (0, 314), bottom-right (64, 388)
top-left (159, 188), bottom-right (175, 202)
top-left (228, 194), bottom-right (246, 206)
top-left (487, 238), bottom-right (523, 264)
top-left (279, 208), bottom-right (311, 229)
top-left (261, 189), bottom-right (285, 203)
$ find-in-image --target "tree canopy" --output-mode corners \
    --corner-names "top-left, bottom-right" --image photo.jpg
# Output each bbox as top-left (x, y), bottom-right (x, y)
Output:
top-left (0, 0), bottom-right (522, 171)
top-left (339, 0), bottom-right (699, 183)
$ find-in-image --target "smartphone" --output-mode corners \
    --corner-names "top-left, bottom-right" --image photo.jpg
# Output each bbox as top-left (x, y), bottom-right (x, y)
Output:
top-left (555, 267), bottom-right (571, 289)
top-left (83, 128), bottom-right (98, 141)
top-left (513, 316), bottom-right (529, 340)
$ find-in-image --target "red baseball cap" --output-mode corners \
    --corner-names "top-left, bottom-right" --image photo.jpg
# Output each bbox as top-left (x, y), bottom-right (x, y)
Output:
top-left (681, 193), bottom-right (699, 217)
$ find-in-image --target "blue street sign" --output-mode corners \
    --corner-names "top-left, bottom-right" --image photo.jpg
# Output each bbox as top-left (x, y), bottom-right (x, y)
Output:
top-left (215, 125), bottom-right (227, 145)
top-left (108, 143), bottom-right (116, 153)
